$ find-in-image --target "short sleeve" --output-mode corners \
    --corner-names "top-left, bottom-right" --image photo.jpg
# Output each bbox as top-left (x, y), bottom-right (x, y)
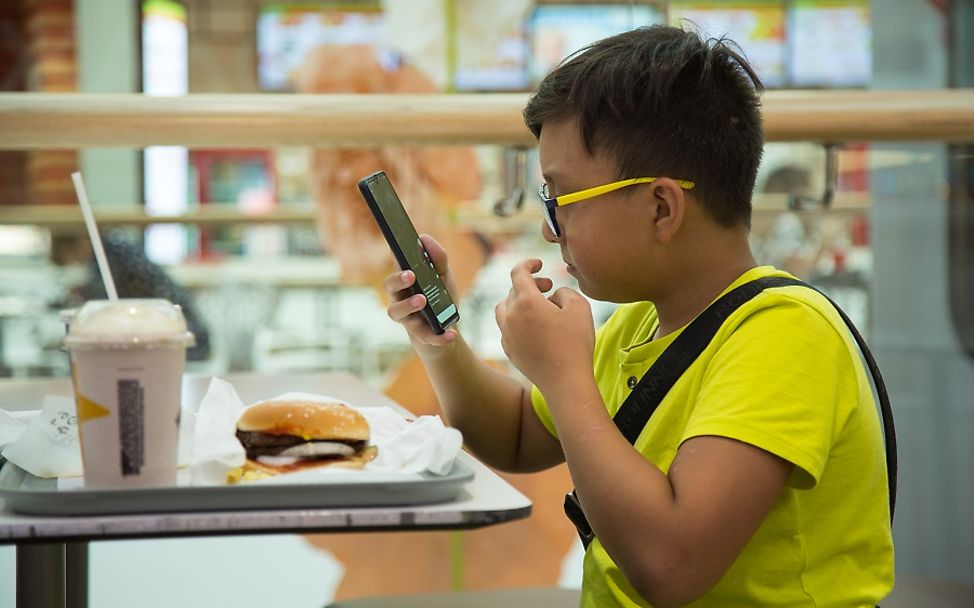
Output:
top-left (530, 384), bottom-right (559, 440)
top-left (682, 297), bottom-right (857, 489)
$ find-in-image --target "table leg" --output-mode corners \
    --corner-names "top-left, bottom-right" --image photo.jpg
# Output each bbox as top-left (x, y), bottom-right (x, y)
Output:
top-left (66, 542), bottom-right (88, 608)
top-left (17, 542), bottom-right (65, 608)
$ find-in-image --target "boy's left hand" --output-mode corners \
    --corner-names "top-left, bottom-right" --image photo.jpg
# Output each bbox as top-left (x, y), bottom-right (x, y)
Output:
top-left (495, 259), bottom-right (595, 392)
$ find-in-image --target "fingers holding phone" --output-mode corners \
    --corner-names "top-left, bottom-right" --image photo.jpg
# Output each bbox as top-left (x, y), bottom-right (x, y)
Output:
top-left (383, 268), bottom-right (458, 347)
top-left (359, 171), bottom-right (461, 337)
top-left (416, 234), bottom-right (459, 293)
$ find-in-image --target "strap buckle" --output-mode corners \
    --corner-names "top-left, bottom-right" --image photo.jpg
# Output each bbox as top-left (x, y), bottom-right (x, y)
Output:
top-left (564, 491), bottom-right (594, 549)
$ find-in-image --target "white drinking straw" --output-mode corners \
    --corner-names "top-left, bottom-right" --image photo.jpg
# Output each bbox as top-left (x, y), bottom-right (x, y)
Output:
top-left (71, 171), bottom-right (119, 301)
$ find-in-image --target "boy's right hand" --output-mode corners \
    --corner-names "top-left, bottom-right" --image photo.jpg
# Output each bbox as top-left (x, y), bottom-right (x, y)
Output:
top-left (383, 234), bottom-right (459, 353)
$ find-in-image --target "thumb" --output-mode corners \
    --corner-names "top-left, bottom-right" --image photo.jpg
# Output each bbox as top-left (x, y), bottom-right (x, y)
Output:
top-left (548, 286), bottom-right (581, 309)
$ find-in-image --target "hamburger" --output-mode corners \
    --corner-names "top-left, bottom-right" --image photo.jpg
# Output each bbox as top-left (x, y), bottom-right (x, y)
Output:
top-left (228, 400), bottom-right (377, 483)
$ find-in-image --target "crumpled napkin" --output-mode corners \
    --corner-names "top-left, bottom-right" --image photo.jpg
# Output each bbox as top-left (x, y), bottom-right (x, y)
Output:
top-left (0, 396), bottom-right (195, 479)
top-left (189, 379), bottom-right (464, 485)
top-left (0, 408), bottom-right (32, 448)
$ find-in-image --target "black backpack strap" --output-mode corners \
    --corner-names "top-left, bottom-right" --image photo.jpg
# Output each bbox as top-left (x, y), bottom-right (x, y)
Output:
top-left (613, 278), bottom-right (797, 444)
top-left (565, 278), bottom-right (781, 548)
top-left (565, 276), bottom-right (897, 549)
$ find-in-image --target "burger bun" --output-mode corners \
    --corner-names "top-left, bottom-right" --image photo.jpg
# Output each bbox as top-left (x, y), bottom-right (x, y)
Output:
top-left (237, 399), bottom-right (370, 442)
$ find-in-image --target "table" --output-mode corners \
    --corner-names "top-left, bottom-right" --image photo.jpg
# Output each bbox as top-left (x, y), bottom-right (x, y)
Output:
top-left (0, 372), bottom-right (532, 608)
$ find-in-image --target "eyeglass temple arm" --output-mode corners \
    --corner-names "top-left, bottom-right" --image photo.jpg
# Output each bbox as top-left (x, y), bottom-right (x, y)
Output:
top-left (557, 178), bottom-right (652, 206)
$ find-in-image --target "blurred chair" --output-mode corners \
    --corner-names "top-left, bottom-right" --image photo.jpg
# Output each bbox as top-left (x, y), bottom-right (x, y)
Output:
top-left (251, 326), bottom-right (359, 374)
top-left (325, 587), bottom-right (581, 608)
top-left (0, 297), bottom-right (67, 377)
top-left (193, 283), bottom-right (278, 372)
top-left (883, 575), bottom-right (974, 607)
top-left (324, 575), bottom-right (974, 608)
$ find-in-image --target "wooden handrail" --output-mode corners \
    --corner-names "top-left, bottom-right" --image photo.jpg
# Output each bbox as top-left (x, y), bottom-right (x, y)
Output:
top-left (0, 90), bottom-right (972, 149)
top-left (0, 195), bottom-right (870, 233)
top-left (0, 93), bottom-right (533, 148)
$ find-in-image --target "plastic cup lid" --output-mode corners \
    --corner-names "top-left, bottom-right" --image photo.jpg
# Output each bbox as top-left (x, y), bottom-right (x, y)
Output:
top-left (63, 299), bottom-right (195, 349)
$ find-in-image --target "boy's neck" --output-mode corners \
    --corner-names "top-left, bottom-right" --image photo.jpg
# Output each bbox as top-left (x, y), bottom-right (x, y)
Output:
top-left (653, 235), bottom-right (757, 339)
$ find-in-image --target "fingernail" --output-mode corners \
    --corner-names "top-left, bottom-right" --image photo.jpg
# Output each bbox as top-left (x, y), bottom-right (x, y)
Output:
top-left (410, 295), bottom-right (424, 306)
top-left (401, 271), bottom-right (410, 283)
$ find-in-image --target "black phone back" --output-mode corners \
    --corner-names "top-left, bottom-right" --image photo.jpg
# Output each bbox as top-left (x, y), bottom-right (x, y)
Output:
top-left (357, 171), bottom-right (459, 334)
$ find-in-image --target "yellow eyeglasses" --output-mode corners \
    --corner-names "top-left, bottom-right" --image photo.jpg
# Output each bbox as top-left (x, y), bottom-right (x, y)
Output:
top-left (537, 177), bottom-right (695, 237)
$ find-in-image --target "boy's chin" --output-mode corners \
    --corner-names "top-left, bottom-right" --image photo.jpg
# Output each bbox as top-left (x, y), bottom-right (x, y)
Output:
top-left (575, 281), bottom-right (640, 305)
top-left (574, 282), bottom-right (612, 303)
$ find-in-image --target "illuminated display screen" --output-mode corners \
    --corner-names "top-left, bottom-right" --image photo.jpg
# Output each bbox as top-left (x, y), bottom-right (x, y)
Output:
top-left (256, 2), bottom-right (872, 92)
top-left (669, 1), bottom-right (787, 88)
top-left (530, 4), bottom-right (664, 83)
top-left (788, 0), bottom-right (871, 87)
top-left (257, 6), bottom-right (384, 91)
top-left (455, 20), bottom-right (531, 91)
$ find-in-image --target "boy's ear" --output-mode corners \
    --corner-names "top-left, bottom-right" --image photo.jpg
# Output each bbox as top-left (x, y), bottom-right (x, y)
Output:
top-left (650, 178), bottom-right (687, 243)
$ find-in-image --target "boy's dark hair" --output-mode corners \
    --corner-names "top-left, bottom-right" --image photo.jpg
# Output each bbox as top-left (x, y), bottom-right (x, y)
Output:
top-left (524, 25), bottom-right (764, 228)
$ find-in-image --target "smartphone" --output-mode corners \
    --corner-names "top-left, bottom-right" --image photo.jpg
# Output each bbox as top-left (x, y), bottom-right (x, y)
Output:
top-left (358, 171), bottom-right (460, 334)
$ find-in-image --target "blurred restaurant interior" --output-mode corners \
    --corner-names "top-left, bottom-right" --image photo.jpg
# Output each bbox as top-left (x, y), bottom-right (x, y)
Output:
top-left (0, 0), bottom-right (972, 605)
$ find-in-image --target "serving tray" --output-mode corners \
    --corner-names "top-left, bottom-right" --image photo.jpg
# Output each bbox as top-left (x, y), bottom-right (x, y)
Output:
top-left (0, 459), bottom-right (474, 516)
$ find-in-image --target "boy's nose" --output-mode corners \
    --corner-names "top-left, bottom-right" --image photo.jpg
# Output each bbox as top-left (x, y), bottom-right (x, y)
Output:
top-left (541, 218), bottom-right (558, 243)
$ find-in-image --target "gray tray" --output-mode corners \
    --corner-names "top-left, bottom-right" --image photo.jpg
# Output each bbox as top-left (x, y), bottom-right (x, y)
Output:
top-left (0, 460), bottom-right (474, 516)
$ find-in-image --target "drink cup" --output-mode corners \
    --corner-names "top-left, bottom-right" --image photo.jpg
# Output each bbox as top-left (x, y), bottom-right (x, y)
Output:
top-left (63, 299), bottom-right (194, 488)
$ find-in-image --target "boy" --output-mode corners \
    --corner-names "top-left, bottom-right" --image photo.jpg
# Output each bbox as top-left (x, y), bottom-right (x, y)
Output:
top-left (383, 25), bottom-right (893, 606)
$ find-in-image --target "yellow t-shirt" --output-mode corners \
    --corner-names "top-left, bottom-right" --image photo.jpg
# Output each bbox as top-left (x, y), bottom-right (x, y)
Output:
top-left (531, 266), bottom-right (894, 607)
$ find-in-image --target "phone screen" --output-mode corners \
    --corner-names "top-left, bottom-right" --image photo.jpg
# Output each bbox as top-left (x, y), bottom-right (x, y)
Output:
top-left (358, 171), bottom-right (460, 333)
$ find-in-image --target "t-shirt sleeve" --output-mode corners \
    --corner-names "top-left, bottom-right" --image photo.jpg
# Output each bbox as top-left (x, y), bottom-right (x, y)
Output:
top-left (682, 298), bottom-right (856, 489)
top-left (530, 384), bottom-right (559, 440)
